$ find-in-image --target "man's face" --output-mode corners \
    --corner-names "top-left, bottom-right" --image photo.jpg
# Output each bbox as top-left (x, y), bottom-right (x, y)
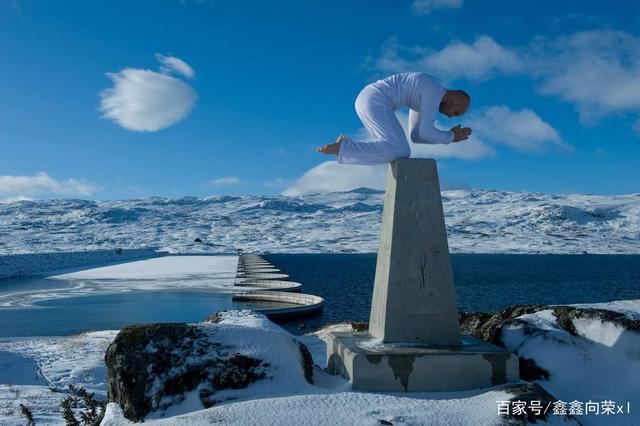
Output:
top-left (442, 103), bottom-right (468, 118)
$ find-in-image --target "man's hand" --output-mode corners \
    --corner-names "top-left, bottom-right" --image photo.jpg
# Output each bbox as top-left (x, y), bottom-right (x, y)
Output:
top-left (450, 124), bottom-right (472, 142)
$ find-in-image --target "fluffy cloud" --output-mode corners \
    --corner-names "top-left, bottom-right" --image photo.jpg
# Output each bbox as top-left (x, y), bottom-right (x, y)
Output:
top-left (154, 53), bottom-right (195, 79)
top-left (0, 172), bottom-right (96, 200)
top-left (208, 177), bottom-right (241, 187)
top-left (371, 30), bottom-right (640, 128)
top-left (412, 0), bottom-right (462, 15)
top-left (468, 106), bottom-right (569, 152)
top-left (99, 54), bottom-right (197, 132)
top-left (372, 36), bottom-right (522, 82)
top-left (529, 30), bottom-right (640, 123)
top-left (422, 36), bottom-right (523, 82)
top-left (282, 161), bottom-right (469, 196)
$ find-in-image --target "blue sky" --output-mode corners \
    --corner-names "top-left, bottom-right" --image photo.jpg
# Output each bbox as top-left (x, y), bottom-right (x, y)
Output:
top-left (1, 0), bottom-right (639, 200)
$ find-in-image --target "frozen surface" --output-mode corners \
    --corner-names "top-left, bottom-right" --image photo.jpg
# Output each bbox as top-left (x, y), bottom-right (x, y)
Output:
top-left (0, 255), bottom-right (238, 308)
top-left (53, 255), bottom-right (237, 281)
top-left (0, 189), bottom-right (638, 255)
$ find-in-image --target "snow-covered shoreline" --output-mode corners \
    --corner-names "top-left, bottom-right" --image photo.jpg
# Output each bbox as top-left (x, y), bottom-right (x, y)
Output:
top-left (0, 300), bottom-right (638, 425)
top-left (0, 188), bottom-right (638, 255)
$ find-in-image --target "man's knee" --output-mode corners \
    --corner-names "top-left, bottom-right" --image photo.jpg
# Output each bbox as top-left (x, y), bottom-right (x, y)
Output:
top-left (392, 145), bottom-right (411, 161)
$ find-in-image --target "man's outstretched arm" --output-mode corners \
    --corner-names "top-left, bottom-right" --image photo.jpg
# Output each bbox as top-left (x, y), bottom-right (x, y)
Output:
top-left (408, 109), bottom-right (454, 144)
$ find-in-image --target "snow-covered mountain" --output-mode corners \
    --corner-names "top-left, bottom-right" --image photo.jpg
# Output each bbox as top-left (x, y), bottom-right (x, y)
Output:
top-left (0, 188), bottom-right (638, 255)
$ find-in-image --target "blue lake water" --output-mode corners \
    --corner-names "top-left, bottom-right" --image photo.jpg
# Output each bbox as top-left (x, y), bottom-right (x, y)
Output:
top-left (0, 255), bottom-right (258, 337)
top-left (262, 253), bottom-right (640, 332)
top-left (0, 254), bottom-right (638, 337)
top-left (0, 291), bottom-right (239, 337)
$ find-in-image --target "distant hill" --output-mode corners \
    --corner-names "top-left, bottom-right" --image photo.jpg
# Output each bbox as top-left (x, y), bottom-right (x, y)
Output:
top-left (0, 189), bottom-right (638, 255)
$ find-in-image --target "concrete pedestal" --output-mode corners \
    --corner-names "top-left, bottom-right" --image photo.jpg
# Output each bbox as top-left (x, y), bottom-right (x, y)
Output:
top-left (326, 158), bottom-right (519, 391)
top-left (326, 332), bottom-right (519, 392)
top-left (369, 158), bottom-right (461, 345)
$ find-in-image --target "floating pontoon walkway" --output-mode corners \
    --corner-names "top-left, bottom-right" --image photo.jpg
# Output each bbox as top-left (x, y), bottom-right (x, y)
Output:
top-left (233, 253), bottom-right (323, 319)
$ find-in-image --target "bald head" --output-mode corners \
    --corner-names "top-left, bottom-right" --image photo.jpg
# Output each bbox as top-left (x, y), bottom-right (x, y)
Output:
top-left (440, 89), bottom-right (471, 118)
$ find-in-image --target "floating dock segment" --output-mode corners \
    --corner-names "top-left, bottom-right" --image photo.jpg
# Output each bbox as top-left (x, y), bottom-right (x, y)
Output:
top-left (232, 253), bottom-right (323, 319)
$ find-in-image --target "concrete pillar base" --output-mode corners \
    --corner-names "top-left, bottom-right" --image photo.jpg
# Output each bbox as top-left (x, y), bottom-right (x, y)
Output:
top-left (326, 331), bottom-right (519, 392)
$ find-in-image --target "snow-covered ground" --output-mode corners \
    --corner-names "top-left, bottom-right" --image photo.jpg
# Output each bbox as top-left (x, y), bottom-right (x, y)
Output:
top-left (500, 300), bottom-right (640, 426)
top-left (0, 301), bottom-right (637, 425)
top-left (0, 188), bottom-right (638, 255)
top-left (0, 316), bottom-right (519, 426)
top-left (0, 330), bottom-right (116, 424)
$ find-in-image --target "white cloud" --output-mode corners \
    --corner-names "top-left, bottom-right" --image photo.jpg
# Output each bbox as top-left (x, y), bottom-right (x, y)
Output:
top-left (368, 37), bottom-right (417, 75)
top-left (372, 36), bottom-right (521, 82)
top-left (423, 36), bottom-right (523, 82)
top-left (528, 30), bottom-right (640, 123)
top-left (371, 30), bottom-right (640, 128)
top-left (282, 162), bottom-right (387, 196)
top-left (99, 55), bottom-right (197, 132)
top-left (155, 53), bottom-right (195, 79)
top-left (0, 172), bottom-right (96, 200)
top-left (468, 106), bottom-right (570, 152)
top-left (282, 161), bottom-right (469, 196)
top-left (208, 177), bottom-right (241, 187)
top-left (412, 0), bottom-right (462, 15)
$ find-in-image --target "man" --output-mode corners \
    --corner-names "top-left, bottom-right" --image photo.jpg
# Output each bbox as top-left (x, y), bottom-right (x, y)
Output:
top-left (318, 72), bottom-right (471, 165)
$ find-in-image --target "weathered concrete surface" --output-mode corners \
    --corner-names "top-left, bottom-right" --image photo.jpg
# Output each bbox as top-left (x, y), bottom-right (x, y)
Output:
top-left (326, 332), bottom-right (519, 392)
top-left (369, 158), bottom-right (461, 345)
top-left (327, 158), bottom-right (519, 391)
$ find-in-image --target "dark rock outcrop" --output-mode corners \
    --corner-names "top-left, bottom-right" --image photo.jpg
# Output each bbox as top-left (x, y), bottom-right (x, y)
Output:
top-left (105, 323), bottom-right (269, 422)
top-left (206, 310), bottom-right (314, 385)
top-left (551, 305), bottom-right (640, 335)
top-left (297, 341), bottom-right (314, 384)
top-left (499, 382), bottom-right (581, 425)
top-left (458, 304), bottom-right (548, 347)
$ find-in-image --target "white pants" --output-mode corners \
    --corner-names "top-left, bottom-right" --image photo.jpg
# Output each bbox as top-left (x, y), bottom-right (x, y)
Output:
top-left (336, 84), bottom-right (411, 165)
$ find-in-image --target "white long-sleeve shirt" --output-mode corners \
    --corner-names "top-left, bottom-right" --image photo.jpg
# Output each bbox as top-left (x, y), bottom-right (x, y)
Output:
top-left (336, 73), bottom-right (453, 165)
top-left (378, 72), bottom-right (454, 145)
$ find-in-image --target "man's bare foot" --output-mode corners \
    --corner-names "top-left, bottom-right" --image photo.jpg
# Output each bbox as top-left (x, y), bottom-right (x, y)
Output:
top-left (317, 134), bottom-right (345, 155)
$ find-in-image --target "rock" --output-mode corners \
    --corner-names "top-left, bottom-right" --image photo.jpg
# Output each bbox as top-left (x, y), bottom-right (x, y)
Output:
top-left (551, 305), bottom-right (640, 335)
top-left (518, 357), bottom-right (550, 382)
top-left (297, 341), bottom-right (314, 384)
top-left (106, 312), bottom-right (316, 422)
top-left (206, 312), bottom-right (225, 323)
top-left (194, 237), bottom-right (203, 243)
top-left (206, 310), bottom-right (314, 385)
top-left (499, 382), bottom-right (581, 425)
top-left (458, 304), bottom-right (548, 347)
top-left (105, 323), bottom-right (268, 421)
